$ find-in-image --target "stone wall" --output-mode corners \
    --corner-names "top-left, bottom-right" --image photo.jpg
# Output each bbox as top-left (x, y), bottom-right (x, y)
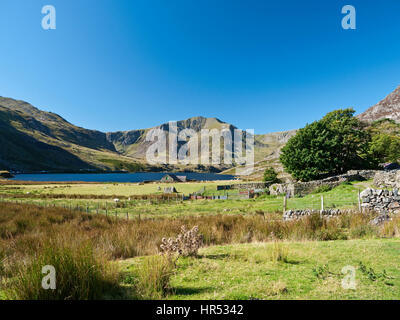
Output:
top-left (283, 209), bottom-right (347, 221)
top-left (360, 188), bottom-right (400, 213)
top-left (373, 170), bottom-right (400, 189)
top-left (283, 208), bottom-right (391, 225)
top-left (270, 180), bottom-right (344, 197)
top-left (270, 170), bottom-right (379, 197)
top-left (230, 182), bottom-right (270, 190)
top-left (269, 183), bottom-right (295, 196)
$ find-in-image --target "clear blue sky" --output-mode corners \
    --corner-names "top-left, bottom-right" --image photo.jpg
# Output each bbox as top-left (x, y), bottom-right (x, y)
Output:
top-left (1, 0), bottom-right (400, 134)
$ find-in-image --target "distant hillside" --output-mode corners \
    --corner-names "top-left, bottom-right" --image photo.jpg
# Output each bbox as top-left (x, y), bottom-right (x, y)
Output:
top-left (222, 129), bottom-right (297, 181)
top-left (106, 116), bottom-right (263, 173)
top-left (1, 97), bottom-right (281, 174)
top-left (358, 85), bottom-right (400, 123)
top-left (107, 117), bottom-right (237, 158)
top-left (0, 97), bottom-right (145, 172)
top-left (7, 85), bottom-right (398, 178)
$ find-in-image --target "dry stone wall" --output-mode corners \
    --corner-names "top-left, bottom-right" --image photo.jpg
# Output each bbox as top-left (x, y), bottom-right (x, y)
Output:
top-left (373, 170), bottom-right (400, 189)
top-left (360, 188), bottom-right (400, 213)
top-left (270, 170), bottom-right (379, 197)
top-left (283, 209), bottom-right (345, 221)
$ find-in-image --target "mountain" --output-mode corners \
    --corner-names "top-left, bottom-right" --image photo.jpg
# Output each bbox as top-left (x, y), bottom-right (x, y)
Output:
top-left (8, 83), bottom-right (399, 178)
top-left (1, 97), bottom-right (285, 174)
top-left (358, 85), bottom-right (400, 123)
top-left (107, 116), bottom-right (238, 159)
top-left (106, 116), bottom-right (264, 173)
top-left (221, 129), bottom-right (297, 181)
top-left (0, 97), bottom-right (145, 172)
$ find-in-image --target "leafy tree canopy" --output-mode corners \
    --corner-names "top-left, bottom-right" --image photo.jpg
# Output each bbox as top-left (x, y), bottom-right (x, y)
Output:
top-left (280, 109), bottom-right (373, 181)
top-left (369, 133), bottom-right (400, 163)
top-left (263, 167), bottom-right (279, 183)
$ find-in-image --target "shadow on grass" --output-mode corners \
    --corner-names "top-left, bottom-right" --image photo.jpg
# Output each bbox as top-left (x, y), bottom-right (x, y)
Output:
top-left (198, 253), bottom-right (230, 260)
top-left (169, 286), bottom-right (214, 296)
top-left (284, 259), bottom-right (301, 265)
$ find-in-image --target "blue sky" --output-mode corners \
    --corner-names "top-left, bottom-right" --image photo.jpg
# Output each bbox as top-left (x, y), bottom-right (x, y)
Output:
top-left (0, 0), bottom-right (400, 134)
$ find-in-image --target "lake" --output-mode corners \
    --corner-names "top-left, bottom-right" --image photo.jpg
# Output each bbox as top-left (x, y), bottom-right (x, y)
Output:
top-left (11, 172), bottom-right (236, 183)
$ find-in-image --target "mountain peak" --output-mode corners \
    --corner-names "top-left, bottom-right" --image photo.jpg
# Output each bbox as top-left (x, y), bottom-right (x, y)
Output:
top-left (358, 85), bottom-right (400, 123)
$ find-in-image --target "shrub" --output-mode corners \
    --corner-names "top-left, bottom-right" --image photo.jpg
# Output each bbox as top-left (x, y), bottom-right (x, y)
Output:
top-left (160, 226), bottom-right (203, 257)
top-left (311, 185), bottom-right (333, 194)
top-left (263, 167), bottom-right (279, 183)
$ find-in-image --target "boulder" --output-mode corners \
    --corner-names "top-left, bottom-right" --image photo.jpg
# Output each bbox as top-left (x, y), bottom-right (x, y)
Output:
top-left (370, 214), bottom-right (392, 226)
top-left (360, 188), bottom-right (373, 198)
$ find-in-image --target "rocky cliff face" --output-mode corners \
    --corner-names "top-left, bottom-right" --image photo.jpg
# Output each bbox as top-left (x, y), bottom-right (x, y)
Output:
top-left (105, 116), bottom-right (238, 159)
top-left (358, 85), bottom-right (400, 123)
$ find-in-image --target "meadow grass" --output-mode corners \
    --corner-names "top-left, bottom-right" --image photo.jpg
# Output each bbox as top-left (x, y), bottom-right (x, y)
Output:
top-left (1, 178), bottom-right (398, 300)
top-left (135, 239), bottom-right (400, 300)
top-left (0, 181), bottom-right (368, 219)
top-left (0, 180), bottom-right (239, 197)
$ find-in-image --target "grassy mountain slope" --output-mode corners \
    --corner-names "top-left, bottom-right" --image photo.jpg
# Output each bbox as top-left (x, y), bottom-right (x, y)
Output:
top-left (0, 97), bottom-right (145, 172)
top-left (0, 97), bottom-right (298, 175)
top-left (221, 129), bottom-right (297, 180)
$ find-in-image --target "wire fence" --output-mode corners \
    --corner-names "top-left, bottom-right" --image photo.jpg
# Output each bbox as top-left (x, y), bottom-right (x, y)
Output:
top-left (0, 189), bottom-right (362, 220)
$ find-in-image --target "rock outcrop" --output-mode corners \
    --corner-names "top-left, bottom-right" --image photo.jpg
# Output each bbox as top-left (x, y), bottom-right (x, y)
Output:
top-left (358, 85), bottom-right (400, 123)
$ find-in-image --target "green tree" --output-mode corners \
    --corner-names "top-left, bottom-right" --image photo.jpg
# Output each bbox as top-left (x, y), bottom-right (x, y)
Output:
top-left (369, 133), bottom-right (400, 163)
top-left (280, 109), bottom-right (372, 181)
top-left (263, 167), bottom-right (279, 183)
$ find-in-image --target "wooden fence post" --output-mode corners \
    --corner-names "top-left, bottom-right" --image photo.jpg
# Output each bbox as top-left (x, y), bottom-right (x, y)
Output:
top-left (320, 195), bottom-right (324, 213)
top-left (283, 196), bottom-right (287, 213)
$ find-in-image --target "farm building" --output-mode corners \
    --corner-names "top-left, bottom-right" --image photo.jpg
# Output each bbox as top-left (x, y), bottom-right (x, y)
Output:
top-left (160, 174), bottom-right (188, 183)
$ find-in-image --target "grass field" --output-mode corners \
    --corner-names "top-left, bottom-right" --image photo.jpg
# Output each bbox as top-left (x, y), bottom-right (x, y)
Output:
top-left (1, 199), bottom-right (399, 300)
top-left (0, 180), bottom-right (239, 196)
top-left (2, 178), bottom-right (398, 300)
top-left (121, 239), bottom-right (400, 300)
top-left (0, 181), bottom-right (372, 219)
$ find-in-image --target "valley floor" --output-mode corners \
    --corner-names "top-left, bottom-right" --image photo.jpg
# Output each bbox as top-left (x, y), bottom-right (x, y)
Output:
top-left (0, 180), bottom-right (371, 219)
top-left (1, 179), bottom-right (399, 300)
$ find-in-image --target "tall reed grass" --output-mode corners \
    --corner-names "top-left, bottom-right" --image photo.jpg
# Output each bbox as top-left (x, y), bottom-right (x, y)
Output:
top-left (0, 202), bottom-right (399, 299)
top-left (5, 243), bottom-right (119, 300)
top-left (134, 256), bottom-right (176, 299)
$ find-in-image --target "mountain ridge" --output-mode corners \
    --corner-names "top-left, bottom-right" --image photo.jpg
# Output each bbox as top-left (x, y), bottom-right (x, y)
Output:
top-left (0, 96), bottom-right (292, 174)
top-left (2, 84), bottom-right (399, 176)
top-left (358, 85), bottom-right (400, 123)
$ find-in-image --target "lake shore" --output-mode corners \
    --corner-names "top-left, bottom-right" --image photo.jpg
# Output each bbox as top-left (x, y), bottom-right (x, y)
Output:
top-left (8, 172), bottom-right (237, 183)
